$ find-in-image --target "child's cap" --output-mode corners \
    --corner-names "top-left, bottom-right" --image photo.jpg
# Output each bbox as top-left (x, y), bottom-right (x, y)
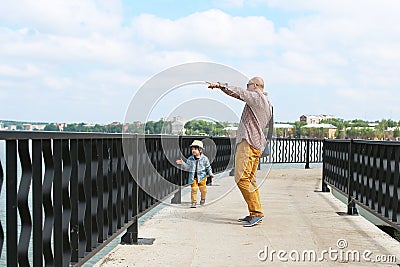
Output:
top-left (190, 140), bottom-right (204, 149)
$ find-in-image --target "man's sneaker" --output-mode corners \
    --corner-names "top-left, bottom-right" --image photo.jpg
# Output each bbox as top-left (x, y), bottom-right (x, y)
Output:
top-left (190, 202), bottom-right (196, 208)
top-left (243, 216), bottom-right (264, 227)
top-left (237, 215), bottom-right (251, 222)
top-left (200, 199), bottom-right (205, 205)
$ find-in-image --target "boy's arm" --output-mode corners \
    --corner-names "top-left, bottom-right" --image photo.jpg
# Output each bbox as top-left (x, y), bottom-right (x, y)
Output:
top-left (176, 159), bottom-right (190, 171)
top-left (182, 162), bottom-right (190, 170)
top-left (205, 157), bottom-right (213, 176)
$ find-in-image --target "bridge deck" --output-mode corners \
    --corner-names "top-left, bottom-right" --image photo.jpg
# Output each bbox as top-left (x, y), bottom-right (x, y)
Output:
top-left (95, 168), bottom-right (400, 266)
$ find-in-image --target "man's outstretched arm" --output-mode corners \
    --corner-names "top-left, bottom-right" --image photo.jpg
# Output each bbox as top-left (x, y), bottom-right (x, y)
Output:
top-left (206, 81), bottom-right (241, 100)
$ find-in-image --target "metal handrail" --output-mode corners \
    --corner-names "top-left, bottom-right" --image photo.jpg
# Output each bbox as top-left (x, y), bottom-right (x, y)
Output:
top-left (322, 139), bottom-right (400, 231)
top-left (0, 133), bottom-right (324, 266)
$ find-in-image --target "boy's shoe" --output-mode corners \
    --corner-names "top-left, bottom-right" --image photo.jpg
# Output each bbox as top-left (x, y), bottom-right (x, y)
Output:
top-left (200, 199), bottom-right (205, 205)
top-left (243, 216), bottom-right (264, 227)
top-left (191, 202), bottom-right (196, 208)
top-left (237, 215), bottom-right (251, 222)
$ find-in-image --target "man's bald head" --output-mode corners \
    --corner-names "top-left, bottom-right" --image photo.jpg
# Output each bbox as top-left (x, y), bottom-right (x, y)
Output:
top-left (248, 77), bottom-right (264, 91)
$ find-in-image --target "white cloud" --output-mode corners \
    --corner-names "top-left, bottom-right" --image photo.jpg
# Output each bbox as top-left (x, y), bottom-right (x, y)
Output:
top-left (212, 0), bottom-right (245, 8)
top-left (264, 0), bottom-right (400, 17)
top-left (1, 1), bottom-right (400, 122)
top-left (128, 4), bottom-right (400, 101)
top-left (0, 64), bottom-right (43, 78)
top-left (336, 88), bottom-right (365, 101)
top-left (334, 87), bottom-right (400, 120)
top-left (0, 28), bottom-right (135, 66)
top-left (0, 0), bottom-right (123, 35)
top-left (132, 9), bottom-right (276, 58)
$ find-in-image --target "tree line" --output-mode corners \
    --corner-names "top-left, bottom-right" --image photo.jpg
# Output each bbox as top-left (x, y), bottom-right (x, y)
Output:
top-left (44, 123), bottom-right (123, 133)
top-left (43, 119), bottom-right (233, 136)
top-left (14, 118), bottom-right (400, 140)
top-left (125, 119), bottom-right (231, 135)
top-left (323, 118), bottom-right (400, 139)
top-left (275, 119), bottom-right (400, 139)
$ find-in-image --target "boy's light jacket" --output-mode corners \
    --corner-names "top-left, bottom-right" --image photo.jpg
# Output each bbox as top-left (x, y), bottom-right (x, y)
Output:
top-left (180, 154), bottom-right (212, 184)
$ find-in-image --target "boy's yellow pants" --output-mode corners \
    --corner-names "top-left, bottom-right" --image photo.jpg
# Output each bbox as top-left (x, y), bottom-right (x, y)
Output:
top-left (234, 140), bottom-right (264, 217)
top-left (191, 178), bottom-right (207, 203)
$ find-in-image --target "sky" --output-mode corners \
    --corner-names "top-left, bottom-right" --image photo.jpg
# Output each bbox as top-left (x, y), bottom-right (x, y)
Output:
top-left (1, 0), bottom-right (400, 124)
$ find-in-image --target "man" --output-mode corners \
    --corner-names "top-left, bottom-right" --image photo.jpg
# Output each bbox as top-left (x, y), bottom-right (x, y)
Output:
top-left (207, 77), bottom-right (273, 227)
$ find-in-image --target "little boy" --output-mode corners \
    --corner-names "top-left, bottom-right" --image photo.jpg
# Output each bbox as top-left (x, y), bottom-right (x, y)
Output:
top-left (176, 140), bottom-right (214, 208)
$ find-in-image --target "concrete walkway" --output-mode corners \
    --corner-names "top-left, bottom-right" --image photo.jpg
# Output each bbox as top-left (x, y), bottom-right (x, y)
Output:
top-left (94, 168), bottom-right (400, 266)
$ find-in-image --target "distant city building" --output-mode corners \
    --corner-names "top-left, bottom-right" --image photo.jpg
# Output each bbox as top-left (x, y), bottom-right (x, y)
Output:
top-left (162, 116), bottom-right (186, 135)
top-left (32, 124), bottom-right (47, 131)
top-left (300, 114), bottom-right (336, 125)
top-left (223, 126), bottom-right (238, 137)
top-left (162, 116), bottom-right (184, 122)
top-left (170, 120), bottom-right (184, 135)
top-left (302, 123), bottom-right (337, 138)
top-left (22, 124), bottom-right (33, 131)
top-left (274, 123), bottom-right (294, 138)
top-left (345, 126), bottom-right (375, 131)
top-left (384, 127), bottom-right (399, 140)
top-left (132, 121), bottom-right (142, 127)
top-left (368, 123), bottom-right (379, 128)
top-left (57, 123), bottom-right (67, 131)
top-left (123, 121), bottom-right (142, 132)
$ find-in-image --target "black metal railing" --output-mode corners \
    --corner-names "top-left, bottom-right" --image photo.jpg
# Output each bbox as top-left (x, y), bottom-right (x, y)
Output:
top-left (0, 132), bottom-right (235, 267)
top-left (322, 139), bottom-right (400, 231)
top-left (260, 138), bottom-right (324, 168)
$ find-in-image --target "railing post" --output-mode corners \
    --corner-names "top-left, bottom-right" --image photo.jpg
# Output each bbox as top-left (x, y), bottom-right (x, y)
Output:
top-left (6, 140), bottom-right (18, 267)
top-left (53, 139), bottom-right (63, 267)
top-left (321, 139), bottom-right (330, 192)
top-left (32, 139), bottom-right (44, 267)
top-left (229, 139), bottom-right (236, 176)
top-left (121, 216), bottom-right (138, 245)
top-left (171, 136), bottom-right (182, 204)
top-left (170, 182), bottom-right (181, 204)
top-left (305, 139), bottom-right (310, 169)
top-left (347, 139), bottom-right (358, 215)
top-left (321, 176), bottom-right (330, 192)
top-left (70, 139), bottom-right (79, 264)
top-left (207, 136), bottom-right (213, 185)
top-left (121, 135), bottom-right (139, 244)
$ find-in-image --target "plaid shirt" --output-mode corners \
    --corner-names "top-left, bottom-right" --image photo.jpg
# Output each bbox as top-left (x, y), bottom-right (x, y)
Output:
top-left (220, 84), bottom-right (273, 151)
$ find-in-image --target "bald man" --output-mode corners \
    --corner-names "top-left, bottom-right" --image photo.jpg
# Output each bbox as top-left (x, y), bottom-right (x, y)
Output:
top-left (207, 77), bottom-right (273, 227)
